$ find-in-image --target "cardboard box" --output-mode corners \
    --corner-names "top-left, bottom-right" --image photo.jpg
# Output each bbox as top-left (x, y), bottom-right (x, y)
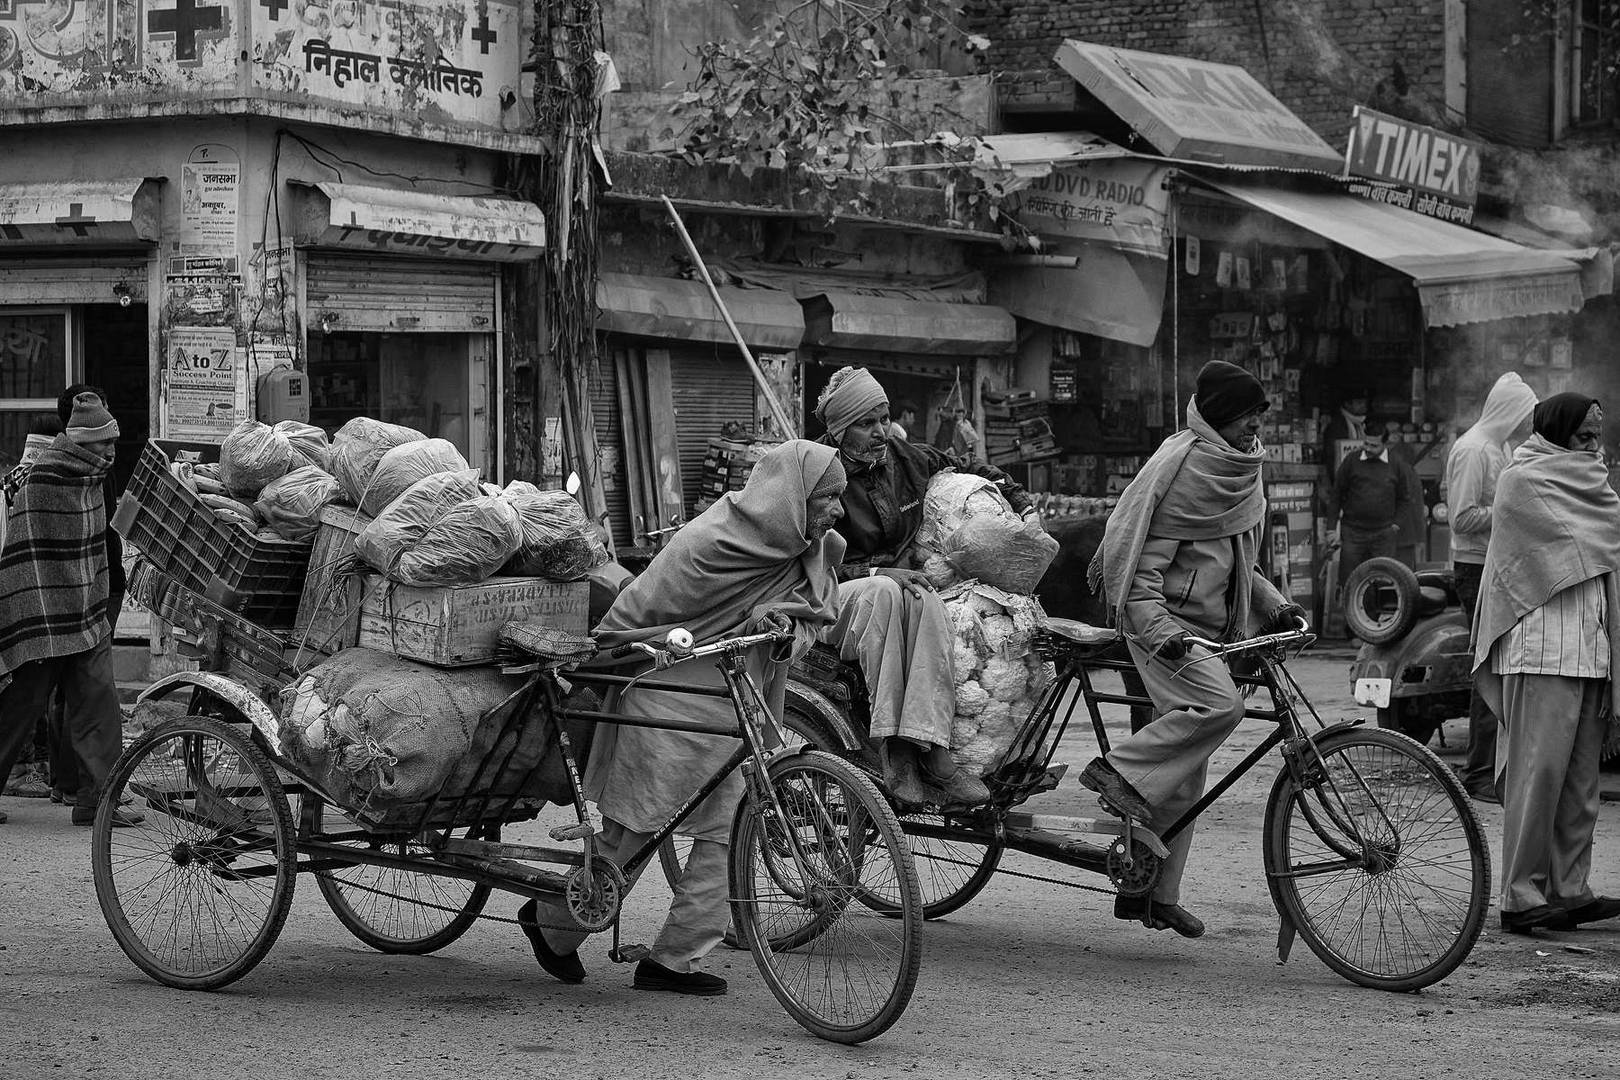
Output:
top-left (293, 505), bottom-right (373, 654)
top-left (358, 576), bottom-right (590, 667)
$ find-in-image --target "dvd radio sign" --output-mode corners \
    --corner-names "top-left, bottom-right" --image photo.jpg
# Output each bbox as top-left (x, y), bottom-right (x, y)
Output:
top-left (1343, 106), bottom-right (1482, 225)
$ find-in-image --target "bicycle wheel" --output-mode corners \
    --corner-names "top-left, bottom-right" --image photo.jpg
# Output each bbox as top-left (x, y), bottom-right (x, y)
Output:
top-left (1263, 727), bottom-right (1489, 992)
top-left (91, 715), bottom-right (296, 990)
top-left (854, 812), bottom-right (1003, 920)
top-left (315, 836), bottom-right (492, 955)
top-left (731, 750), bottom-right (922, 1045)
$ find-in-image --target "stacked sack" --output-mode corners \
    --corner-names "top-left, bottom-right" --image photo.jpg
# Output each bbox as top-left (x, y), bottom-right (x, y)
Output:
top-left (176, 420), bottom-right (337, 542)
top-left (910, 472), bottom-right (1060, 778)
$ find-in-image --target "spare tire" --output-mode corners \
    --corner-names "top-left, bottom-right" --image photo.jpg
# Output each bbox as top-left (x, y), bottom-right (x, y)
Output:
top-left (1343, 557), bottom-right (1421, 644)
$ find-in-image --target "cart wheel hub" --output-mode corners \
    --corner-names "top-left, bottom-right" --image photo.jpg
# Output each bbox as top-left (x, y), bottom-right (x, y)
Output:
top-left (171, 842), bottom-right (195, 866)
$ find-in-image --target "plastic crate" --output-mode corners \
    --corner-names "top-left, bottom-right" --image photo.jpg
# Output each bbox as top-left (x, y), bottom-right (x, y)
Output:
top-left (113, 440), bottom-right (312, 627)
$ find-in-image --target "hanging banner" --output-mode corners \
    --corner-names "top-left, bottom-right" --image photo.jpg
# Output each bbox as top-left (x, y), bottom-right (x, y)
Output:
top-left (1013, 159), bottom-right (1172, 258)
top-left (1343, 106), bottom-right (1482, 225)
top-left (165, 326), bottom-right (241, 440)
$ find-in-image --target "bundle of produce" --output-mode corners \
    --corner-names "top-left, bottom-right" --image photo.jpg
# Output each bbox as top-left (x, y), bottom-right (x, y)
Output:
top-left (360, 438), bottom-right (471, 517)
top-left (329, 417), bottom-right (426, 506)
top-left (355, 470), bottom-right (522, 587)
top-left (274, 420), bottom-right (330, 471)
top-left (355, 469), bottom-right (481, 577)
top-left (940, 582), bottom-right (1053, 777)
top-left (219, 420), bottom-right (298, 499)
top-left (912, 472), bottom-right (1057, 594)
top-left (497, 481), bottom-right (609, 581)
top-left (912, 472), bottom-right (1010, 558)
top-left (254, 466), bottom-right (342, 542)
top-left (170, 458), bottom-right (262, 533)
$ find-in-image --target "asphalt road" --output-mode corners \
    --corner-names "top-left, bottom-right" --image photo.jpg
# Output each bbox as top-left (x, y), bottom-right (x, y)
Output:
top-left (2, 653), bottom-right (1618, 1080)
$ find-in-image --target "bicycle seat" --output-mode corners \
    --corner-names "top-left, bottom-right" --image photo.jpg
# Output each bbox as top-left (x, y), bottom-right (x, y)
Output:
top-left (1037, 618), bottom-right (1120, 657)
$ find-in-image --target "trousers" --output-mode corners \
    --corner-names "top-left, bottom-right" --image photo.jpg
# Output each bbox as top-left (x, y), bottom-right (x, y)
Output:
top-left (823, 576), bottom-right (955, 746)
top-left (537, 818), bottom-right (731, 973)
top-left (1338, 525), bottom-right (1397, 604)
top-left (1498, 673), bottom-right (1606, 914)
top-left (1107, 639), bottom-right (1246, 905)
top-left (0, 637), bottom-right (123, 811)
top-left (1452, 561), bottom-right (1499, 795)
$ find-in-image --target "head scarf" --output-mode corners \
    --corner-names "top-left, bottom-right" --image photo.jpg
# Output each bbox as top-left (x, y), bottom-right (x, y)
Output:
top-left (595, 440), bottom-right (846, 648)
top-left (817, 367), bottom-right (889, 443)
top-left (807, 456), bottom-right (847, 500)
top-left (1532, 392), bottom-right (1599, 449)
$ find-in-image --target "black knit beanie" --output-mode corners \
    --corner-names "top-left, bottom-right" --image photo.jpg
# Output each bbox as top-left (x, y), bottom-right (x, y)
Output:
top-left (1195, 360), bottom-right (1269, 428)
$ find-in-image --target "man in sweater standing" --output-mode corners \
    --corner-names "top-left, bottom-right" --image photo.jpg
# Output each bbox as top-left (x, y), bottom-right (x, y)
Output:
top-left (1446, 372), bottom-right (1536, 803)
top-left (1329, 428), bottom-right (1413, 599)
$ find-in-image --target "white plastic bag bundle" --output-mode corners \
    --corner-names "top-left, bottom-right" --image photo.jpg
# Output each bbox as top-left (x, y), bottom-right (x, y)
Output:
top-left (330, 417), bottom-right (427, 505)
top-left (392, 495), bottom-right (522, 587)
top-left (942, 583), bottom-right (1054, 777)
top-left (253, 466), bottom-right (342, 542)
top-left (219, 420), bottom-right (297, 499)
top-left (355, 469), bottom-right (482, 578)
top-left (940, 514), bottom-right (1059, 594)
top-left (274, 420), bottom-right (330, 471)
top-left (498, 481), bottom-right (609, 581)
top-left (913, 471), bottom-right (1009, 559)
top-left (360, 438), bottom-right (471, 518)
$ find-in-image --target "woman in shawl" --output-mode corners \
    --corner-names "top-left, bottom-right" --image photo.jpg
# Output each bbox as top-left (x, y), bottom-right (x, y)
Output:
top-left (1079, 361), bottom-right (1299, 939)
top-left (518, 440), bottom-right (847, 995)
top-left (1473, 393), bottom-right (1620, 935)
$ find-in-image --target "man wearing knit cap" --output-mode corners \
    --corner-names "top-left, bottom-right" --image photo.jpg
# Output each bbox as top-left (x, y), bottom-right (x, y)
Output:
top-left (1081, 360), bottom-right (1300, 938)
top-left (814, 365), bottom-right (1037, 807)
top-left (0, 392), bottom-right (142, 827)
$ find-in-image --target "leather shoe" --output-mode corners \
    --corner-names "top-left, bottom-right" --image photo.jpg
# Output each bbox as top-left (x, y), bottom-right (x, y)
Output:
top-left (1079, 757), bottom-right (1152, 821)
top-left (1548, 896), bottom-right (1620, 931)
top-left (1500, 904), bottom-right (1563, 935)
top-left (1465, 784), bottom-right (1501, 805)
top-left (72, 806), bottom-right (144, 827)
top-left (1115, 895), bottom-right (1205, 939)
top-left (633, 958), bottom-right (727, 996)
top-left (517, 899), bottom-right (585, 983)
top-left (921, 760), bottom-right (991, 809)
top-left (883, 744), bottom-right (935, 808)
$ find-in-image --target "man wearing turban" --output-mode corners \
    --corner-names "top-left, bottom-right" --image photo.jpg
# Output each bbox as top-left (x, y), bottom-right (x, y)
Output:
top-left (518, 440), bottom-right (847, 994)
top-left (814, 365), bottom-right (1036, 807)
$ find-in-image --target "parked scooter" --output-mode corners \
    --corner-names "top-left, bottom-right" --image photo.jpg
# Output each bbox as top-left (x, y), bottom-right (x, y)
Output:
top-left (1344, 557), bottom-right (1471, 747)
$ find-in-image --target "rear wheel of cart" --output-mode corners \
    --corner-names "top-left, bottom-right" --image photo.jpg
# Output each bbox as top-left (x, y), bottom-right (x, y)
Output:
top-left (731, 750), bottom-right (922, 1044)
top-left (91, 715), bottom-right (296, 990)
top-left (315, 830), bottom-right (493, 954)
top-left (892, 813), bottom-right (1004, 919)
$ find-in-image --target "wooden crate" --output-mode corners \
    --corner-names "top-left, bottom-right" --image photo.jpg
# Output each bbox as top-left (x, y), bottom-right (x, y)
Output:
top-left (357, 576), bottom-right (591, 667)
top-left (293, 505), bottom-right (373, 654)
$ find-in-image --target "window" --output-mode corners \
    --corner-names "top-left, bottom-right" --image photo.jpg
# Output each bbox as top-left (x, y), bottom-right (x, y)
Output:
top-left (1574, 0), bottom-right (1619, 125)
top-left (0, 308), bottom-right (71, 470)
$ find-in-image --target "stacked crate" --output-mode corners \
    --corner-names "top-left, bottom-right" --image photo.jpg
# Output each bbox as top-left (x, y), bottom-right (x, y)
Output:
top-left (693, 436), bottom-right (779, 515)
top-left (983, 389), bottom-right (1058, 466)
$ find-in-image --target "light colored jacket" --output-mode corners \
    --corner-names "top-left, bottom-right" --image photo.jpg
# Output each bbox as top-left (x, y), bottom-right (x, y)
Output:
top-left (1123, 534), bottom-right (1290, 654)
top-left (1445, 373), bottom-right (1536, 565)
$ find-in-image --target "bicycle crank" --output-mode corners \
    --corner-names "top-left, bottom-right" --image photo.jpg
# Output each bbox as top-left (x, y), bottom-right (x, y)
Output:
top-left (563, 861), bottom-right (627, 933)
top-left (1104, 836), bottom-right (1162, 897)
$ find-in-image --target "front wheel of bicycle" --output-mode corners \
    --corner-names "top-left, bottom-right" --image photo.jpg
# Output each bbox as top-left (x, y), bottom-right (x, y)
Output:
top-left (731, 750), bottom-right (922, 1044)
top-left (1263, 727), bottom-right (1489, 992)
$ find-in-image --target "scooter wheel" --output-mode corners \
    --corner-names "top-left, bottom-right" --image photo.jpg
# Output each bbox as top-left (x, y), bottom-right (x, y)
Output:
top-left (1343, 557), bottom-right (1421, 645)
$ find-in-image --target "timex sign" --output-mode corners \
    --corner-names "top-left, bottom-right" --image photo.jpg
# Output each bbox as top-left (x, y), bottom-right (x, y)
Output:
top-left (1345, 106), bottom-right (1481, 204)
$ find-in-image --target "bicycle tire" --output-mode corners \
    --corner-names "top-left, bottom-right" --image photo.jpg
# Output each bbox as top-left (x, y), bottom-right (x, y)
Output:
top-left (91, 714), bottom-right (297, 990)
top-left (1263, 727), bottom-right (1489, 992)
top-left (731, 750), bottom-right (922, 1044)
top-left (315, 835), bottom-right (492, 955)
top-left (854, 813), bottom-right (1003, 920)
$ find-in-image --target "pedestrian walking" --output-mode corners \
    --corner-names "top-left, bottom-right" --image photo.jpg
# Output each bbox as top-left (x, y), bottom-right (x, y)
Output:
top-left (1447, 372), bottom-right (1536, 803)
top-left (0, 393), bottom-right (141, 827)
top-left (1474, 392), bottom-right (1620, 934)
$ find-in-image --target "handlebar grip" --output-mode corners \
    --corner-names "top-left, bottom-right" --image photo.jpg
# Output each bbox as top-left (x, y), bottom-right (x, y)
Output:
top-left (610, 642), bottom-right (638, 659)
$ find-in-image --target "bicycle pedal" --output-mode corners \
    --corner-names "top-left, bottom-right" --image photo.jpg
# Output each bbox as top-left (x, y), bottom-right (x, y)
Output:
top-left (550, 822), bottom-right (596, 841)
top-left (609, 943), bottom-right (651, 964)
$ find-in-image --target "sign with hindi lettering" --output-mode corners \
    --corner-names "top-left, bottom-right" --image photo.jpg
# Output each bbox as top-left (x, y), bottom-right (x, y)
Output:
top-left (1013, 158), bottom-right (1172, 258)
top-left (165, 325), bottom-right (241, 440)
top-left (1343, 106), bottom-right (1482, 226)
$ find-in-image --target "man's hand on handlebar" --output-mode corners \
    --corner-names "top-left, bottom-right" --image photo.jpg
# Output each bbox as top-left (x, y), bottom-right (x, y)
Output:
top-left (1264, 603), bottom-right (1308, 635)
top-left (1156, 634), bottom-right (1194, 663)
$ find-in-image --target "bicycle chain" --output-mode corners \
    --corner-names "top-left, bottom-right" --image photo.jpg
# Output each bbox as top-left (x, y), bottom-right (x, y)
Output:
top-left (913, 851), bottom-right (1118, 897)
top-left (323, 874), bottom-right (599, 934)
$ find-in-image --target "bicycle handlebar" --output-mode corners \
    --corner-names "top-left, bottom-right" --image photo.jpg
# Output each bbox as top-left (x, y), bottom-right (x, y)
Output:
top-left (610, 628), bottom-right (793, 670)
top-left (1182, 618), bottom-right (1314, 657)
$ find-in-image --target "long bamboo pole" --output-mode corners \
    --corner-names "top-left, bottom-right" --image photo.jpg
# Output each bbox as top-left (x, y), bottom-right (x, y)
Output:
top-left (659, 195), bottom-right (796, 438)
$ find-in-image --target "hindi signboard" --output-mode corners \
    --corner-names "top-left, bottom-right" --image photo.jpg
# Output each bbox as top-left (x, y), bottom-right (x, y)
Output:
top-left (1343, 106), bottom-right (1482, 225)
top-left (1014, 158), bottom-right (1173, 257)
top-left (165, 326), bottom-right (240, 440)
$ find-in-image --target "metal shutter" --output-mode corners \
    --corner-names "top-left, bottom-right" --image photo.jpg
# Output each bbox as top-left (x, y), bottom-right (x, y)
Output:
top-left (589, 347), bottom-right (633, 548)
top-left (304, 254), bottom-right (497, 333)
top-left (670, 345), bottom-right (756, 516)
top-left (0, 256), bottom-right (148, 304)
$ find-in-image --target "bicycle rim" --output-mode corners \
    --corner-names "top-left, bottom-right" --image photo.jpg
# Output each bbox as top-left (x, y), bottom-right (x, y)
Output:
top-left (91, 716), bottom-right (296, 990)
top-left (315, 837), bottom-right (491, 954)
top-left (731, 751), bottom-right (922, 1044)
top-left (1264, 728), bottom-right (1489, 991)
top-left (857, 813), bottom-right (1002, 919)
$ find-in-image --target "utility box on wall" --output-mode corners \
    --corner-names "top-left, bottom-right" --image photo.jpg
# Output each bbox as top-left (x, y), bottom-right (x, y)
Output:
top-left (257, 367), bottom-right (310, 424)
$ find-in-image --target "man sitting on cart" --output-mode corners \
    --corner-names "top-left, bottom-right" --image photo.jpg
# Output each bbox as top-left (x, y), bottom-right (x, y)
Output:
top-left (1081, 360), bottom-right (1302, 939)
top-left (814, 365), bottom-right (1040, 808)
top-left (518, 439), bottom-right (847, 996)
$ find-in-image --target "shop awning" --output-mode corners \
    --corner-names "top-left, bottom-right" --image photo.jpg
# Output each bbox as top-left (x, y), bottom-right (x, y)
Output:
top-left (1197, 179), bottom-right (1588, 326)
top-left (0, 178), bottom-right (164, 246)
top-left (595, 273), bottom-right (805, 350)
top-left (989, 247), bottom-right (1167, 348)
top-left (289, 180), bottom-right (545, 261)
top-left (800, 292), bottom-right (1017, 355)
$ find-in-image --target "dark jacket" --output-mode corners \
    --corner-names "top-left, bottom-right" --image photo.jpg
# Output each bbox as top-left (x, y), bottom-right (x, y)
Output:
top-left (1330, 451), bottom-right (1412, 533)
top-left (816, 435), bottom-right (1030, 580)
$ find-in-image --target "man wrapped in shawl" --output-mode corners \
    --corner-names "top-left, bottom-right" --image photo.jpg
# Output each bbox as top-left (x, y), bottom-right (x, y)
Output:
top-left (814, 366), bottom-right (1036, 808)
top-left (0, 393), bottom-right (142, 827)
top-left (1473, 393), bottom-right (1620, 934)
top-left (1079, 361), bottom-right (1297, 938)
top-left (517, 440), bottom-right (846, 995)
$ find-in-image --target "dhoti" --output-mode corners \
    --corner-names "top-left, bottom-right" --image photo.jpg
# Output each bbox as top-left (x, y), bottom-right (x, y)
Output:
top-left (822, 576), bottom-right (955, 747)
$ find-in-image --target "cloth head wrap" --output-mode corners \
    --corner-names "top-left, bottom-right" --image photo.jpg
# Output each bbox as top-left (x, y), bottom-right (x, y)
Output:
top-left (807, 456), bottom-right (847, 500)
top-left (1532, 392), bottom-right (1599, 448)
top-left (65, 392), bottom-right (119, 445)
top-left (817, 367), bottom-right (889, 443)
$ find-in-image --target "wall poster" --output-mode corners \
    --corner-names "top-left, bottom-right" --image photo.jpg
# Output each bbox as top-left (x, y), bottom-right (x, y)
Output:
top-left (165, 326), bottom-right (241, 440)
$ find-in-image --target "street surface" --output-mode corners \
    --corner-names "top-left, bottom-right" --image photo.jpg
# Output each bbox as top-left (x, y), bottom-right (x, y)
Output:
top-left (3, 651), bottom-right (1618, 1080)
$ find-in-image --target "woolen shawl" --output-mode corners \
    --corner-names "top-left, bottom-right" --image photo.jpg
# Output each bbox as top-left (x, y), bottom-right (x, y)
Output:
top-left (0, 435), bottom-right (111, 690)
top-left (1090, 399), bottom-right (1266, 632)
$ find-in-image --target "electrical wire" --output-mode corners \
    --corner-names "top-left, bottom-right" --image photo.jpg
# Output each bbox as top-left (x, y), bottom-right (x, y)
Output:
top-left (279, 129), bottom-right (525, 197)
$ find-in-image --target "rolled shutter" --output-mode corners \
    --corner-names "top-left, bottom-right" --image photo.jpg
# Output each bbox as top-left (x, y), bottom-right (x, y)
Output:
top-left (304, 254), bottom-right (497, 333)
top-left (669, 345), bottom-right (757, 515)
